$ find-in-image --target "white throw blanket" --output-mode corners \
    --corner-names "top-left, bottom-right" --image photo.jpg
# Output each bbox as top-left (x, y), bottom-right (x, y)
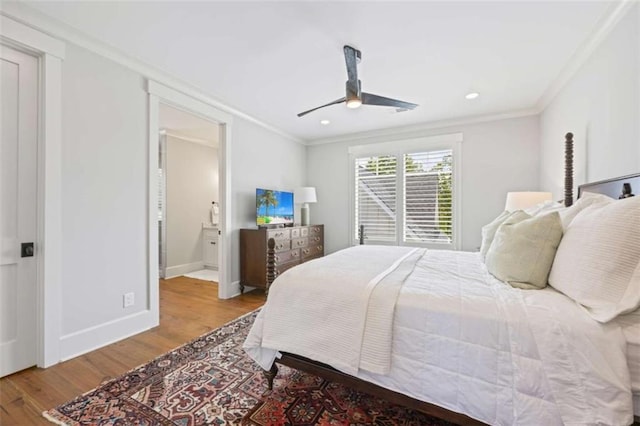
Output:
top-left (244, 245), bottom-right (422, 375)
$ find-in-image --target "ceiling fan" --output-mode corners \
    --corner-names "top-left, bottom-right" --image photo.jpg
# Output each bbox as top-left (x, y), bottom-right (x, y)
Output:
top-left (297, 45), bottom-right (418, 117)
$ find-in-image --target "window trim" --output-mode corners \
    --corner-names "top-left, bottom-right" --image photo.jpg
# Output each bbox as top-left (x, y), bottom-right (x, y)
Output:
top-left (348, 134), bottom-right (462, 249)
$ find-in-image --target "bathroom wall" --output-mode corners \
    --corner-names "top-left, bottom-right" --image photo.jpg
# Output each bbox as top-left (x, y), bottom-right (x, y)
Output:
top-left (166, 135), bottom-right (218, 276)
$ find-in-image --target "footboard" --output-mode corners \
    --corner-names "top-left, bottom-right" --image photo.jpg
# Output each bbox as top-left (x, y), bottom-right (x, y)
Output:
top-left (264, 352), bottom-right (485, 426)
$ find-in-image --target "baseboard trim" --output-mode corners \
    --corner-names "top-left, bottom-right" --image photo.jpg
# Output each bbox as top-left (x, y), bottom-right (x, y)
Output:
top-left (225, 281), bottom-right (258, 299)
top-left (165, 261), bottom-right (204, 279)
top-left (59, 309), bottom-right (157, 362)
top-left (225, 280), bottom-right (243, 299)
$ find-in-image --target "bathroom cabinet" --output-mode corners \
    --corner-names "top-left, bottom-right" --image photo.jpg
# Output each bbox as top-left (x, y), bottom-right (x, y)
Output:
top-left (203, 226), bottom-right (218, 268)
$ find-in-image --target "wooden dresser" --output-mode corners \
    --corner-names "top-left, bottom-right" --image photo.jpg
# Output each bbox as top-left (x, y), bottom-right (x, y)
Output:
top-left (240, 225), bottom-right (324, 295)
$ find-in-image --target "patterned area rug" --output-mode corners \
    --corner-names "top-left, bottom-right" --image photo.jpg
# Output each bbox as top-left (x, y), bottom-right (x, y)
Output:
top-left (43, 309), bottom-right (452, 425)
top-left (244, 368), bottom-right (452, 426)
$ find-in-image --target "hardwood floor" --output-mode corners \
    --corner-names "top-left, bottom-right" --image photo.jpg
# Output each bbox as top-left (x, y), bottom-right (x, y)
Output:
top-left (0, 277), bottom-right (264, 425)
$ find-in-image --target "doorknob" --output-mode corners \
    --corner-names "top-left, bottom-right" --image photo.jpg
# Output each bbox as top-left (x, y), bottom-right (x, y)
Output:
top-left (21, 242), bottom-right (34, 258)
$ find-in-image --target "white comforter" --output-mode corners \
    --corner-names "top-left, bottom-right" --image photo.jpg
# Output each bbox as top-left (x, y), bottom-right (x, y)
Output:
top-left (244, 247), bottom-right (634, 425)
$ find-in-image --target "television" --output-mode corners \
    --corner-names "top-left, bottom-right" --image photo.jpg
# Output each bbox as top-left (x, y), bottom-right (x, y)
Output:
top-left (256, 188), bottom-right (294, 226)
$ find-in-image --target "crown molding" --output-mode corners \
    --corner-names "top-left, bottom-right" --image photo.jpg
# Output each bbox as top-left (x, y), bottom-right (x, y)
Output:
top-left (0, 14), bottom-right (65, 58)
top-left (3, 1), bottom-right (631, 147)
top-left (536, 0), bottom-right (636, 110)
top-left (0, 3), bottom-right (304, 145)
top-left (306, 108), bottom-right (539, 146)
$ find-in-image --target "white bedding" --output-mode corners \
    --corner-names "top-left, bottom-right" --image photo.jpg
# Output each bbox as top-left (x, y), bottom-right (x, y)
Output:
top-left (612, 309), bottom-right (640, 393)
top-left (244, 245), bottom-right (421, 375)
top-left (244, 247), bottom-right (635, 425)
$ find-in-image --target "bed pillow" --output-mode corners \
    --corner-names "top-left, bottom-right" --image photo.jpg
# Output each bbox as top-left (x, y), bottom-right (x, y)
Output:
top-left (485, 211), bottom-right (563, 290)
top-left (558, 192), bottom-right (613, 230)
top-left (525, 200), bottom-right (564, 216)
top-left (549, 196), bottom-right (640, 322)
top-left (480, 210), bottom-right (528, 259)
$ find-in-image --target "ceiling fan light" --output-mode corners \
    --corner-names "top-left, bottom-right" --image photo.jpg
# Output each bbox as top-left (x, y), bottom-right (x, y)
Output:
top-left (346, 98), bottom-right (362, 109)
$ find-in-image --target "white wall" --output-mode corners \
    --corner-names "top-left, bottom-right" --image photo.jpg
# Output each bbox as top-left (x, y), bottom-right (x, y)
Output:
top-left (230, 116), bottom-right (306, 282)
top-left (540, 5), bottom-right (640, 198)
top-left (60, 44), bottom-right (148, 342)
top-left (166, 136), bottom-right (218, 270)
top-left (307, 115), bottom-right (540, 254)
top-left (55, 42), bottom-right (305, 360)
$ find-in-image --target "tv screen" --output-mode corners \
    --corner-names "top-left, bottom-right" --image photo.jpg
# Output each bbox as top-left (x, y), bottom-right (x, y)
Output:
top-left (256, 188), bottom-right (294, 226)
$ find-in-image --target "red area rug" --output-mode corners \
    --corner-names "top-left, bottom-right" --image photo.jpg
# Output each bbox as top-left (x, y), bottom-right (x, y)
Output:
top-left (43, 309), bottom-right (451, 425)
top-left (243, 367), bottom-right (452, 426)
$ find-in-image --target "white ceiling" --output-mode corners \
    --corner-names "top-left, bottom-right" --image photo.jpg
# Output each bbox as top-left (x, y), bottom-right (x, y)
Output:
top-left (159, 103), bottom-right (219, 147)
top-left (23, 1), bottom-right (613, 142)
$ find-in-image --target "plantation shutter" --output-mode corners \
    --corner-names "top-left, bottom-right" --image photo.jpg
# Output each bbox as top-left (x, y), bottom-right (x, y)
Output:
top-left (403, 150), bottom-right (453, 244)
top-left (354, 156), bottom-right (397, 243)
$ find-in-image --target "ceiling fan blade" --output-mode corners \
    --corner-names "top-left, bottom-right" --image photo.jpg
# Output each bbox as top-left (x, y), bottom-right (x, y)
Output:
top-left (343, 45), bottom-right (359, 84)
top-left (361, 92), bottom-right (418, 110)
top-left (297, 97), bottom-right (346, 117)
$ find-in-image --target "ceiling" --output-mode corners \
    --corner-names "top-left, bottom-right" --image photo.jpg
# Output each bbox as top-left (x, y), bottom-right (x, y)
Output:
top-left (159, 103), bottom-right (219, 147)
top-left (22, 1), bottom-right (614, 142)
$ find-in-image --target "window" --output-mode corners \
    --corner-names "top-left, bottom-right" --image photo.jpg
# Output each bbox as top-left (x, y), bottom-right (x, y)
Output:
top-left (354, 156), bottom-right (398, 243)
top-left (403, 150), bottom-right (453, 244)
top-left (350, 134), bottom-right (460, 248)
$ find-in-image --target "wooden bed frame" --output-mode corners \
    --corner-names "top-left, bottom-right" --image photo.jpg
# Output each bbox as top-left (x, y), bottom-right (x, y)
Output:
top-left (260, 133), bottom-right (639, 425)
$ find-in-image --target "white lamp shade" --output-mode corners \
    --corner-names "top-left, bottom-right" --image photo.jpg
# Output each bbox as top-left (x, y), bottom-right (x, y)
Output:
top-left (295, 187), bottom-right (317, 204)
top-left (504, 191), bottom-right (552, 212)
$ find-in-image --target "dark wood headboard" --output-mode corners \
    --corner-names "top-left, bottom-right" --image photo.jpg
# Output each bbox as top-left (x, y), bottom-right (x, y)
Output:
top-left (577, 173), bottom-right (640, 199)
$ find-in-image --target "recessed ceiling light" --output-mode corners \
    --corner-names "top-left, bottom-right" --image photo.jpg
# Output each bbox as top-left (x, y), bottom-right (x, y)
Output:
top-left (320, 119), bottom-right (330, 125)
top-left (465, 92), bottom-right (480, 100)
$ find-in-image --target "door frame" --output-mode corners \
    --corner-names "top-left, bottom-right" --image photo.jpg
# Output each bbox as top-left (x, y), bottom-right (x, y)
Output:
top-left (147, 80), bottom-right (234, 315)
top-left (0, 15), bottom-right (65, 368)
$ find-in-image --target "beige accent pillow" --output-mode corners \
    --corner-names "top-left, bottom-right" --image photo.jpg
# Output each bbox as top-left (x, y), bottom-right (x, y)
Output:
top-left (558, 192), bottom-right (613, 230)
top-left (486, 212), bottom-right (563, 290)
top-left (549, 196), bottom-right (640, 322)
top-left (480, 210), bottom-right (528, 259)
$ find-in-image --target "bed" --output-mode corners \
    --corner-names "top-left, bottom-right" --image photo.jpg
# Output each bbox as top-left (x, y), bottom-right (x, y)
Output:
top-left (243, 135), bottom-right (640, 425)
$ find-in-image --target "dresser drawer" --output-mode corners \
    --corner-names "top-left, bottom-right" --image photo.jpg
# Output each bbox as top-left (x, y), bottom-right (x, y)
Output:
top-left (276, 260), bottom-right (298, 276)
top-left (309, 225), bottom-right (323, 237)
top-left (302, 244), bottom-right (323, 259)
top-left (291, 237), bottom-right (309, 249)
top-left (309, 235), bottom-right (322, 245)
top-left (268, 229), bottom-right (290, 240)
top-left (274, 249), bottom-right (300, 264)
top-left (290, 228), bottom-right (301, 238)
top-left (272, 239), bottom-right (291, 252)
top-left (300, 227), bottom-right (309, 237)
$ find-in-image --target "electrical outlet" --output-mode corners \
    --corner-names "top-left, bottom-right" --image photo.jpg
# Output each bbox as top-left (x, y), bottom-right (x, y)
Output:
top-left (123, 292), bottom-right (135, 308)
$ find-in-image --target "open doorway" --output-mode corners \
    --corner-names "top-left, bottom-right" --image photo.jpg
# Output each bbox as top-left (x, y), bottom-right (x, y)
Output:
top-left (158, 104), bottom-right (220, 282)
top-left (147, 80), bottom-right (235, 323)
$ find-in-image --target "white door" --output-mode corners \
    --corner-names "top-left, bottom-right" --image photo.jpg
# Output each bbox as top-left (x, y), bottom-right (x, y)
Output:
top-left (0, 45), bottom-right (39, 377)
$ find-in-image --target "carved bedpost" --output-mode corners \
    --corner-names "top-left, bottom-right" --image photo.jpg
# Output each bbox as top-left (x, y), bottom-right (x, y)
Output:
top-left (358, 225), bottom-right (365, 245)
top-left (266, 238), bottom-right (277, 299)
top-left (564, 132), bottom-right (574, 207)
top-left (263, 238), bottom-right (279, 390)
